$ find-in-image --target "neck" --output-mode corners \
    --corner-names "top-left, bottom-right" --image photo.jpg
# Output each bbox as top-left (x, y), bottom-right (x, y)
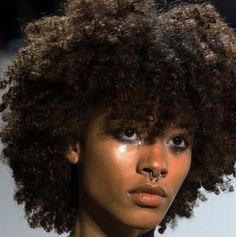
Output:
top-left (71, 209), bottom-right (155, 237)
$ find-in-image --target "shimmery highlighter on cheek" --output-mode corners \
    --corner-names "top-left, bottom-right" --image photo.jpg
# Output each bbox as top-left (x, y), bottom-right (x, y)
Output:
top-left (117, 140), bottom-right (143, 157)
top-left (118, 144), bottom-right (127, 156)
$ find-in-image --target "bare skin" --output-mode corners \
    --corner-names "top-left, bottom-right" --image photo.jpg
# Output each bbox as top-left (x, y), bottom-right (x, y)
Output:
top-left (66, 114), bottom-right (194, 237)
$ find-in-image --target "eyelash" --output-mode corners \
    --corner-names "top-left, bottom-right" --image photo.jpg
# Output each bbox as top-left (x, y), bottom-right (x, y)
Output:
top-left (114, 128), bottom-right (141, 144)
top-left (167, 135), bottom-right (189, 154)
top-left (113, 128), bottom-right (190, 152)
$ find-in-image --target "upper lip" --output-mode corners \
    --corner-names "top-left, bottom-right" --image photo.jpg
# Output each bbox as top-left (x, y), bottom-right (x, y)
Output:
top-left (129, 183), bottom-right (167, 198)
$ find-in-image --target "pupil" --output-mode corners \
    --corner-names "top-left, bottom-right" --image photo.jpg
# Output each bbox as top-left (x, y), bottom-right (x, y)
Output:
top-left (125, 129), bottom-right (134, 137)
top-left (173, 137), bottom-right (182, 145)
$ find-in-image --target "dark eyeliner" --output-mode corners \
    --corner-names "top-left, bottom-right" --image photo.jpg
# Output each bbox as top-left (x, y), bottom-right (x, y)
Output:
top-left (113, 128), bottom-right (141, 144)
top-left (168, 135), bottom-right (190, 154)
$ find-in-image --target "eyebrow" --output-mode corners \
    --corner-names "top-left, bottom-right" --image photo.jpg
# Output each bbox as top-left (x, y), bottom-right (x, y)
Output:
top-left (176, 122), bottom-right (192, 129)
top-left (169, 121), bottom-right (196, 132)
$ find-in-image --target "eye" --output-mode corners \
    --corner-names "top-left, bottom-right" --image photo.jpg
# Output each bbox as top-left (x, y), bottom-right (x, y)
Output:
top-left (116, 128), bottom-right (140, 143)
top-left (167, 136), bottom-right (189, 153)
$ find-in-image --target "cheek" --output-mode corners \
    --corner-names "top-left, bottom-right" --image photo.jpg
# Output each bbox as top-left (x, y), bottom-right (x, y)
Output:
top-left (84, 141), bottom-right (135, 167)
top-left (79, 142), bottom-right (140, 213)
top-left (168, 151), bottom-right (192, 194)
top-left (80, 141), bottom-right (138, 189)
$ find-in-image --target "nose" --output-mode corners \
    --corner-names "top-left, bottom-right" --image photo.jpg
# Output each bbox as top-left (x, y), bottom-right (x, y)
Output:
top-left (137, 140), bottom-right (168, 180)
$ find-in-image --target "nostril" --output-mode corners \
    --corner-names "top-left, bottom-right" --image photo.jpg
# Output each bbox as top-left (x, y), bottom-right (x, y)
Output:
top-left (143, 168), bottom-right (152, 174)
top-left (142, 167), bottom-right (168, 180)
top-left (160, 170), bottom-right (168, 178)
top-left (142, 168), bottom-right (168, 177)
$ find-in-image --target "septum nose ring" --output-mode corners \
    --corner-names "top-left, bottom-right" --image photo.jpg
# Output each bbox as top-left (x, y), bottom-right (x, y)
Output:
top-left (149, 171), bottom-right (162, 182)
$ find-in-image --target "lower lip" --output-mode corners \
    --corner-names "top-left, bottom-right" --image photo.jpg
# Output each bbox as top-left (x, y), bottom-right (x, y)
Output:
top-left (129, 192), bottom-right (163, 207)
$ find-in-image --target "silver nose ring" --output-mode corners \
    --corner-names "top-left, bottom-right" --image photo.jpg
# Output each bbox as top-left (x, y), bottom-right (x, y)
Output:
top-left (149, 171), bottom-right (162, 182)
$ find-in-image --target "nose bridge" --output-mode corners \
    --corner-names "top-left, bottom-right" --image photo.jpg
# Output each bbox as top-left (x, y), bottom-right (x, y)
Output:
top-left (149, 141), bottom-right (168, 168)
top-left (137, 140), bottom-right (168, 176)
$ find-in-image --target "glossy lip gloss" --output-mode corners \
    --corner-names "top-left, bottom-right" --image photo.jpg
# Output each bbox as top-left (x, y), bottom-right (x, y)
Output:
top-left (129, 183), bottom-right (166, 207)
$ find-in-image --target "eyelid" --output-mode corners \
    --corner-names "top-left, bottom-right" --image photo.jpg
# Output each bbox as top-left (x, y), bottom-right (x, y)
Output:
top-left (114, 128), bottom-right (141, 144)
top-left (166, 134), bottom-right (191, 153)
top-left (109, 125), bottom-right (194, 146)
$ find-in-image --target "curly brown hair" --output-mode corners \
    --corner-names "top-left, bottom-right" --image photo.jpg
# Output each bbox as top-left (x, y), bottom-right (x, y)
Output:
top-left (1, 0), bottom-right (236, 235)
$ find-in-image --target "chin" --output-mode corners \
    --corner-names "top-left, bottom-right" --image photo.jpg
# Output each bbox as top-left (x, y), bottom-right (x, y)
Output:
top-left (119, 209), bottom-right (165, 230)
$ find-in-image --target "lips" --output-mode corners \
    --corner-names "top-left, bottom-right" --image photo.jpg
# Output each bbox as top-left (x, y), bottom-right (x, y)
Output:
top-left (129, 183), bottom-right (167, 207)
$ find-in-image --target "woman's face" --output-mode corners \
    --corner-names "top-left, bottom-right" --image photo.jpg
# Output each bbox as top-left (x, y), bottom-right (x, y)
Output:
top-left (77, 113), bottom-right (193, 232)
